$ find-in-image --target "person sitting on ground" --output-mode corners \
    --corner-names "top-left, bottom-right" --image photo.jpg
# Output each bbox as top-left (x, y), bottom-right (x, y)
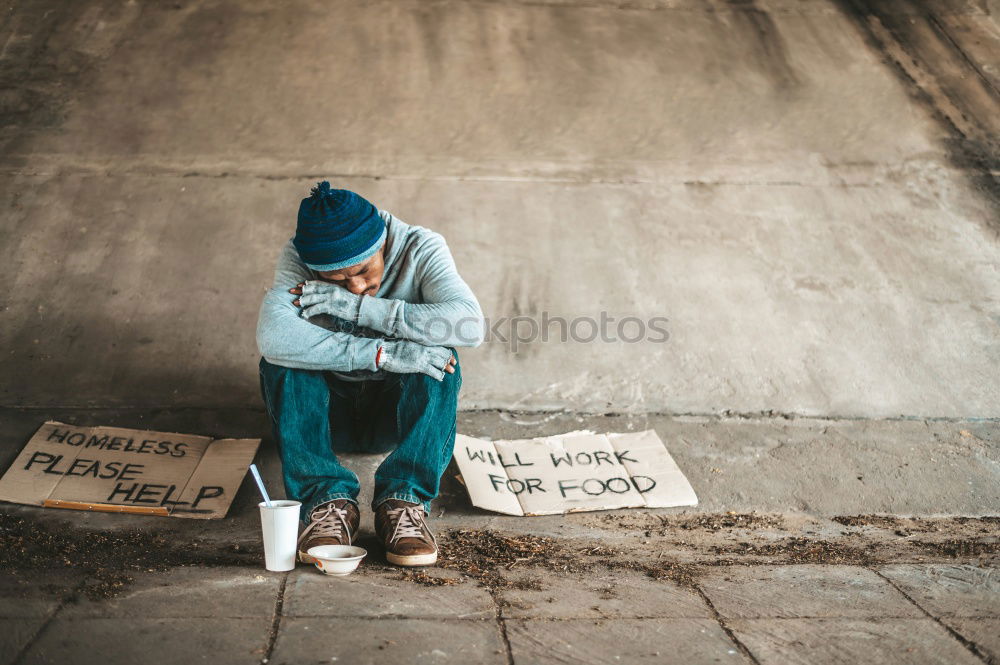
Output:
top-left (256, 182), bottom-right (485, 566)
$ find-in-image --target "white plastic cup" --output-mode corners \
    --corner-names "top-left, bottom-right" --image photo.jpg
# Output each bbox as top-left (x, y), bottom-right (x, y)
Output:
top-left (258, 500), bottom-right (301, 572)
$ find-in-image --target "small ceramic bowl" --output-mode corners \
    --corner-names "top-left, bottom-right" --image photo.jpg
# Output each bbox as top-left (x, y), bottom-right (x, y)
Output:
top-left (307, 545), bottom-right (367, 576)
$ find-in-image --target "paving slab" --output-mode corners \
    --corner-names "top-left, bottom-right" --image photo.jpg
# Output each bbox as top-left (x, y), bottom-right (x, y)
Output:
top-left (0, 618), bottom-right (47, 665)
top-left (19, 617), bottom-right (272, 665)
top-left (879, 565), bottom-right (1000, 618)
top-left (500, 570), bottom-right (710, 619)
top-left (942, 618), bottom-right (1000, 663)
top-left (282, 568), bottom-right (495, 619)
top-left (270, 617), bottom-right (506, 665)
top-left (699, 565), bottom-right (922, 619)
top-left (58, 567), bottom-right (280, 619)
top-left (506, 617), bottom-right (748, 665)
top-left (727, 618), bottom-right (983, 665)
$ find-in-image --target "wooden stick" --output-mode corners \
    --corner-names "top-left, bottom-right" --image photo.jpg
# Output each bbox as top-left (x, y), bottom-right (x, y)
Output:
top-left (43, 499), bottom-right (169, 516)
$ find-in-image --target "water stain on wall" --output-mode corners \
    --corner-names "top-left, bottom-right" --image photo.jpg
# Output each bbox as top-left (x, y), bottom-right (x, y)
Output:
top-left (0, 1), bottom-right (142, 145)
top-left (708, 0), bottom-right (803, 94)
top-left (834, 0), bottom-right (999, 229)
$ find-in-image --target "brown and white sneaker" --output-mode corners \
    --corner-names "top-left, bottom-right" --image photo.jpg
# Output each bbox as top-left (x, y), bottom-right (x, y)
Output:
top-left (375, 499), bottom-right (438, 567)
top-left (297, 499), bottom-right (360, 564)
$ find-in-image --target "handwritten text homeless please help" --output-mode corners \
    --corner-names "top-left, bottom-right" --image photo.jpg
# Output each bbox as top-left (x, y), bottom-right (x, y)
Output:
top-left (24, 427), bottom-right (219, 511)
top-left (0, 422), bottom-right (260, 519)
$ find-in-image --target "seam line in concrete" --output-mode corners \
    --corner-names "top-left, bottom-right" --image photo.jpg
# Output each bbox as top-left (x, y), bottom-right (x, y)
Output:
top-left (0, 405), bottom-right (268, 412)
top-left (0, 166), bottom-right (903, 188)
top-left (12, 577), bottom-right (89, 665)
top-left (398, 0), bottom-right (828, 13)
top-left (488, 408), bottom-right (1000, 423)
top-left (679, 613), bottom-right (954, 621)
top-left (47, 614), bottom-right (296, 621)
top-left (492, 590), bottom-right (515, 665)
top-left (693, 586), bottom-right (761, 665)
top-left (281, 613), bottom-right (716, 621)
top-left (3, 405), bottom-right (1000, 423)
top-left (306, 0), bottom-right (995, 15)
top-left (262, 571), bottom-right (289, 663)
top-left (278, 614), bottom-right (496, 620)
top-left (871, 568), bottom-right (992, 664)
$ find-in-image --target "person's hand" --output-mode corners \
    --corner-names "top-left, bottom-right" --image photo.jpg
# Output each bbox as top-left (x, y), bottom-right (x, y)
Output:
top-left (379, 339), bottom-right (456, 381)
top-left (290, 281), bottom-right (362, 322)
top-left (440, 354), bottom-right (457, 374)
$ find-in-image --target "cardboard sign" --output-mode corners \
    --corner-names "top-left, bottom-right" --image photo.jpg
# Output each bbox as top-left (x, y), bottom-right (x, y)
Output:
top-left (454, 429), bottom-right (698, 516)
top-left (0, 421), bottom-right (260, 519)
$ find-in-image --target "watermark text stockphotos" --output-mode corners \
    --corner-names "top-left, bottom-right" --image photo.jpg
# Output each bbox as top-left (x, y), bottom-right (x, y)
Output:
top-left (427, 312), bottom-right (670, 352)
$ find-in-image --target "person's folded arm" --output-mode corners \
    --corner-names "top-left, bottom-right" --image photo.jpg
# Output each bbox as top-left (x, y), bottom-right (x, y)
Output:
top-left (298, 233), bottom-right (486, 348)
top-left (256, 241), bottom-right (380, 371)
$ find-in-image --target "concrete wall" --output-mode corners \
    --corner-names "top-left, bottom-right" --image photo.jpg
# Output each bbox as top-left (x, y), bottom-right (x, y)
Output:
top-left (1, 0), bottom-right (998, 417)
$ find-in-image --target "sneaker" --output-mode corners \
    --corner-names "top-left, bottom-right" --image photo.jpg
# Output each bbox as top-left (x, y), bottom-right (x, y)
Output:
top-left (297, 499), bottom-right (360, 564)
top-left (375, 499), bottom-right (438, 567)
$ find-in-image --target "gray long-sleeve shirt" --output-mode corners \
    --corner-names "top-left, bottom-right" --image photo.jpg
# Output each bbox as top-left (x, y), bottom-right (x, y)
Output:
top-left (256, 209), bottom-right (485, 381)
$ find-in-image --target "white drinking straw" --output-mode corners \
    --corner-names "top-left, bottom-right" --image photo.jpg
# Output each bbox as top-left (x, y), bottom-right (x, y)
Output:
top-left (249, 463), bottom-right (272, 507)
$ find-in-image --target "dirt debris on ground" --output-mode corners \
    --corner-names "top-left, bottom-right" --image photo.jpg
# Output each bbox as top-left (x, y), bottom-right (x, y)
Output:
top-left (433, 529), bottom-right (706, 590)
top-left (672, 513), bottom-right (786, 532)
top-left (424, 516), bottom-right (999, 590)
top-left (597, 511), bottom-right (786, 536)
top-left (0, 511), bottom-right (260, 600)
top-left (437, 529), bottom-right (564, 591)
top-left (913, 539), bottom-right (1000, 558)
top-left (707, 537), bottom-right (883, 566)
top-left (3, 510), bottom-right (997, 597)
top-left (394, 570), bottom-right (463, 586)
top-left (599, 557), bottom-right (701, 587)
top-left (832, 514), bottom-right (1000, 536)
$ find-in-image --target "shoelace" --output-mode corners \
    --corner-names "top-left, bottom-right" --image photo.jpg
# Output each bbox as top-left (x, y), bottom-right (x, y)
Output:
top-left (297, 502), bottom-right (353, 547)
top-left (386, 504), bottom-right (437, 548)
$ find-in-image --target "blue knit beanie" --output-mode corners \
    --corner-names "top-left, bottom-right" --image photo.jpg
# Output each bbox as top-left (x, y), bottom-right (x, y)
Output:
top-left (293, 182), bottom-right (387, 271)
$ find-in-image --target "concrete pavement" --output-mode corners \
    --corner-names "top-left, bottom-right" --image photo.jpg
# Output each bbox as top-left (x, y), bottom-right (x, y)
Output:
top-left (4, 528), bottom-right (998, 665)
top-left (1, 407), bottom-right (997, 529)
top-left (1, 405), bottom-right (997, 664)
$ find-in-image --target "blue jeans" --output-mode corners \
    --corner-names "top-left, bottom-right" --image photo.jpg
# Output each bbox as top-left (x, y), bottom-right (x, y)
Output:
top-left (258, 352), bottom-right (461, 521)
